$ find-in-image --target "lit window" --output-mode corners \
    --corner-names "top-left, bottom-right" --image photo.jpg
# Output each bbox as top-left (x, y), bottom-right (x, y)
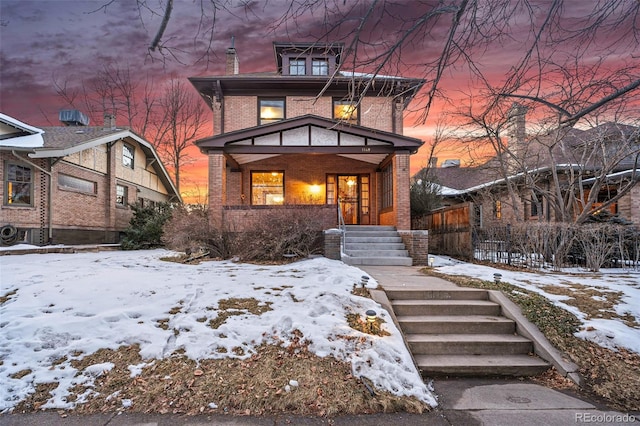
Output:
top-left (493, 200), bottom-right (502, 219)
top-left (333, 99), bottom-right (358, 124)
top-left (382, 164), bottom-right (393, 209)
top-left (259, 98), bottom-right (285, 125)
top-left (289, 59), bottom-right (306, 75)
top-left (116, 184), bottom-right (128, 206)
top-left (123, 143), bottom-right (134, 169)
top-left (5, 163), bottom-right (32, 206)
top-left (312, 59), bottom-right (328, 75)
top-left (58, 174), bottom-right (96, 194)
top-left (251, 172), bottom-right (284, 205)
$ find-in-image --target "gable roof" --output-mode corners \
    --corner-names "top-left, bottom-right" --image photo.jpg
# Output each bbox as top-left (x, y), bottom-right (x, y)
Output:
top-left (0, 112), bottom-right (45, 148)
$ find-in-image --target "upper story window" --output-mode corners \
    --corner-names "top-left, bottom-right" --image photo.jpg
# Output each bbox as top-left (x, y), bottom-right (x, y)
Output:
top-left (123, 143), bottom-right (135, 169)
top-left (116, 184), bottom-right (128, 206)
top-left (289, 59), bottom-right (306, 76)
top-left (259, 98), bottom-right (285, 125)
top-left (4, 163), bottom-right (33, 206)
top-left (312, 59), bottom-right (329, 75)
top-left (333, 99), bottom-right (359, 125)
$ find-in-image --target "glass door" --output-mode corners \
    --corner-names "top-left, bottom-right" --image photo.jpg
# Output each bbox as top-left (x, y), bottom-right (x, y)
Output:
top-left (338, 175), bottom-right (359, 224)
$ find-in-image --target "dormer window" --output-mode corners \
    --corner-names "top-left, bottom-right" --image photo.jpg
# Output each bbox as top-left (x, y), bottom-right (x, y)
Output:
top-left (312, 59), bottom-right (329, 76)
top-left (289, 59), bottom-right (306, 76)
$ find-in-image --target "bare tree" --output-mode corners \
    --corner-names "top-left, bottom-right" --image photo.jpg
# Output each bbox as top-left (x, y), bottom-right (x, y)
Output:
top-left (152, 78), bottom-right (208, 193)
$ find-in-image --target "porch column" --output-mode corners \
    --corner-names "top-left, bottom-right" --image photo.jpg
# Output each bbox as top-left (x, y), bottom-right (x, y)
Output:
top-left (208, 152), bottom-right (226, 227)
top-left (395, 151), bottom-right (411, 230)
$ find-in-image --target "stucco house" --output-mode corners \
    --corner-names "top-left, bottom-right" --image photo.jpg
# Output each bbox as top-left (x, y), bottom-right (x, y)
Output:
top-left (0, 111), bottom-right (181, 246)
top-left (189, 41), bottom-right (429, 265)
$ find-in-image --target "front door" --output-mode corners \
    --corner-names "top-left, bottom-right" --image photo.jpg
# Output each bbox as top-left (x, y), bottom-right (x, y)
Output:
top-left (338, 175), bottom-right (359, 224)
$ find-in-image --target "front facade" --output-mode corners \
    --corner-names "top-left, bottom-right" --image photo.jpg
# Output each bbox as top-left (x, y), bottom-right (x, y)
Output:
top-left (190, 42), bottom-right (424, 231)
top-left (0, 112), bottom-right (181, 246)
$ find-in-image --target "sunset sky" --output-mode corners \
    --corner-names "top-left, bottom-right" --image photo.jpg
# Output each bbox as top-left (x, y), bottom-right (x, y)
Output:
top-left (1, 1), bottom-right (638, 203)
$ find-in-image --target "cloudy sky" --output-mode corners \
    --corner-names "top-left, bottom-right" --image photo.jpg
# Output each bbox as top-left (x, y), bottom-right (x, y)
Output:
top-left (1, 1), bottom-right (638, 201)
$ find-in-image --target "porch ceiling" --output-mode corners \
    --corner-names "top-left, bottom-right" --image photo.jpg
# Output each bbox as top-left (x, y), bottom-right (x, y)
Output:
top-left (228, 152), bottom-right (388, 165)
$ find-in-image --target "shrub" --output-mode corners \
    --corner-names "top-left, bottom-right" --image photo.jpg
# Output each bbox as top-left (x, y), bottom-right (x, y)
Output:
top-left (121, 203), bottom-right (172, 250)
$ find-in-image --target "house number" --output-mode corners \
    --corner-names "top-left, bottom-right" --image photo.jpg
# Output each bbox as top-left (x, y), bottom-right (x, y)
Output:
top-left (361, 147), bottom-right (371, 152)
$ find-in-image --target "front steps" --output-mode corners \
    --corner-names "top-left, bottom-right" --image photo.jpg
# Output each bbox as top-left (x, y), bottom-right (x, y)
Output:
top-left (387, 288), bottom-right (550, 377)
top-left (341, 225), bottom-right (413, 266)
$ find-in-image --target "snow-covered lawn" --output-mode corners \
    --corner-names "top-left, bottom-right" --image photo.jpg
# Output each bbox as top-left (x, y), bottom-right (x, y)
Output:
top-left (0, 250), bottom-right (436, 412)
top-left (432, 256), bottom-right (640, 354)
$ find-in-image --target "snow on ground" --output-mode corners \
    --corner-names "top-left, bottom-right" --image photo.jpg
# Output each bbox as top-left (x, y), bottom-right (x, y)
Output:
top-left (0, 250), bottom-right (436, 412)
top-left (431, 255), bottom-right (640, 354)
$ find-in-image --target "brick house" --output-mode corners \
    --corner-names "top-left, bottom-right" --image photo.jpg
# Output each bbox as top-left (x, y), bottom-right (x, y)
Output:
top-left (0, 111), bottom-right (181, 246)
top-left (189, 41), bottom-right (428, 264)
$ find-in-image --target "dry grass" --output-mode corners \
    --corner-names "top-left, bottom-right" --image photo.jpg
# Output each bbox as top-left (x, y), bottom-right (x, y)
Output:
top-left (1, 289), bottom-right (18, 304)
top-left (12, 337), bottom-right (428, 416)
top-left (426, 269), bottom-right (640, 411)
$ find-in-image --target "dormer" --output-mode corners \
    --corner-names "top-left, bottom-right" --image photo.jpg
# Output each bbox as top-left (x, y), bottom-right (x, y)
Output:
top-left (274, 42), bottom-right (344, 76)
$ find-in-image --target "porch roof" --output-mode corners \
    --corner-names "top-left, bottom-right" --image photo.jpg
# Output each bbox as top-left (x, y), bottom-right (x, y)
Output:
top-left (195, 114), bottom-right (424, 166)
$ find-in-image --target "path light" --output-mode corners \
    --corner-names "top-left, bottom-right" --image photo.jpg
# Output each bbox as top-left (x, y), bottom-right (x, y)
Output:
top-left (361, 275), bottom-right (369, 288)
top-left (366, 310), bottom-right (377, 333)
top-left (494, 273), bottom-right (502, 284)
top-left (428, 256), bottom-right (435, 267)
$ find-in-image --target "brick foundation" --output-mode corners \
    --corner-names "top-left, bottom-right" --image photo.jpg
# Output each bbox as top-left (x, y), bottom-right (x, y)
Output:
top-left (398, 230), bottom-right (429, 265)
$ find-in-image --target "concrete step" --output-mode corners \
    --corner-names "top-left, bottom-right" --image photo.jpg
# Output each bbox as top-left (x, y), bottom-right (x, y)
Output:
top-left (392, 299), bottom-right (501, 316)
top-left (344, 225), bottom-right (396, 231)
top-left (345, 236), bottom-right (403, 243)
top-left (343, 256), bottom-right (413, 266)
top-left (345, 231), bottom-right (402, 238)
top-left (406, 333), bottom-right (533, 355)
top-left (344, 249), bottom-right (409, 257)
top-left (415, 354), bottom-right (550, 376)
top-left (386, 289), bottom-right (489, 301)
top-left (345, 243), bottom-right (407, 250)
top-left (397, 315), bottom-right (515, 334)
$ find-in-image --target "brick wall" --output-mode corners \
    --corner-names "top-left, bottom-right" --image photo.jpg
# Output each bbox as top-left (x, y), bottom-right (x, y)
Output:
top-left (323, 228), bottom-right (342, 260)
top-left (398, 230), bottom-right (429, 265)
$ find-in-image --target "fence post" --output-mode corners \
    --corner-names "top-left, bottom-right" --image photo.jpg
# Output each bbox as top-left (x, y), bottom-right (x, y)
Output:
top-left (507, 224), bottom-right (512, 266)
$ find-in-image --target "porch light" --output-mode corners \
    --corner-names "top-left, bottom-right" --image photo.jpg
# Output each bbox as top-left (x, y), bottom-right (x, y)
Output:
top-left (309, 184), bottom-right (321, 194)
top-left (494, 273), bottom-right (502, 284)
top-left (347, 179), bottom-right (355, 187)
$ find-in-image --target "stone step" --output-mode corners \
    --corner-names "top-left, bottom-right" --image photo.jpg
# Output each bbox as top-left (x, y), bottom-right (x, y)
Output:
top-left (345, 243), bottom-right (407, 250)
top-left (397, 315), bottom-right (515, 334)
top-left (392, 299), bottom-right (501, 316)
top-left (343, 256), bottom-right (413, 266)
top-left (345, 236), bottom-right (403, 243)
top-left (406, 333), bottom-right (533, 355)
top-left (386, 289), bottom-right (489, 301)
top-left (344, 249), bottom-right (409, 257)
top-left (415, 354), bottom-right (550, 377)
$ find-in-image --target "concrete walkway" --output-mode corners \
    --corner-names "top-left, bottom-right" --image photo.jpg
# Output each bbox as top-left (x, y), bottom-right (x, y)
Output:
top-left (359, 265), bottom-right (640, 426)
top-left (1, 265), bottom-right (638, 425)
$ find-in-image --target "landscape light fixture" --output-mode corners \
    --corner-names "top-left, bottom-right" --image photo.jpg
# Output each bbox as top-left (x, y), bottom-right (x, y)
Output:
top-left (428, 256), bottom-right (435, 267)
top-left (366, 310), bottom-right (377, 323)
top-left (361, 275), bottom-right (369, 288)
top-left (494, 273), bottom-right (502, 284)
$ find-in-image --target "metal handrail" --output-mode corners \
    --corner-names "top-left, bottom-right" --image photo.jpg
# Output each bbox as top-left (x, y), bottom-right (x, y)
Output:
top-left (337, 197), bottom-right (346, 254)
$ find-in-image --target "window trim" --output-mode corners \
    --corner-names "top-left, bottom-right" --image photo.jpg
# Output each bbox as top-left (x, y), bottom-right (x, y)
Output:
top-left (4, 161), bottom-right (34, 206)
top-left (258, 98), bottom-right (286, 125)
top-left (312, 58), bottom-right (329, 75)
top-left (289, 58), bottom-right (306, 76)
top-left (250, 171), bottom-right (285, 205)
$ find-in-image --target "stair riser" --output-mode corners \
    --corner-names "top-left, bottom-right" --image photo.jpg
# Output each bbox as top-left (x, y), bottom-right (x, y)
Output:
top-left (408, 341), bottom-right (532, 355)
top-left (387, 290), bottom-right (488, 301)
top-left (344, 225), bottom-right (396, 231)
top-left (418, 365), bottom-right (549, 377)
top-left (345, 232), bottom-right (401, 238)
top-left (345, 237), bottom-right (403, 243)
top-left (345, 250), bottom-right (409, 257)
top-left (343, 257), bottom-right (413, 266)
top-left (399, 321), bottom-right (515, 334)
top-left (346, 243), bottom-right (406, 250)
top-left (393, 304), bottom-right (501, 316)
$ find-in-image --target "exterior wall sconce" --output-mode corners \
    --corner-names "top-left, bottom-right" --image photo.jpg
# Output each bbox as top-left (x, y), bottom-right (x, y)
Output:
top-left (494, 273), bottom-right (502, 284)
top-left (309, 184), bottom-right (321, 195)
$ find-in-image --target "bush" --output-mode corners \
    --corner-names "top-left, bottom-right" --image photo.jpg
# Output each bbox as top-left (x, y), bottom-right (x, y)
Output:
top-left (162, 205), bottom-right (234, 259)
top-left (121, 203), bottom-right (172, 250)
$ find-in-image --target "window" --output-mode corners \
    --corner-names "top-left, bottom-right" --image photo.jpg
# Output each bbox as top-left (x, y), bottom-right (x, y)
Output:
top-left (326, 175), bottom-right (336, 204)
top-left (333, 99), bottom-right (358, 124)
top-left (289, 59), bottom-right (306, 75)
top-left (251, 172), bottom-right (284, 205)
top-left (116, 184), bottom-right (128, 206)
top-left (312, 58), bottom-right (328, 75)
top-left (259, 98), bottom-right (285, 125)
top-left (58, 173), bottom-right (96, 194)
top-left (530, 193), bottom-right (542, 217)
top-left (382, 164), bottom-right (393, 209)
top-left (4, 163), bottom-right (33, 206)
top-left (493, 200), bottom-right (502, 220)
top-left (123, 143), bottom-right (134, 169)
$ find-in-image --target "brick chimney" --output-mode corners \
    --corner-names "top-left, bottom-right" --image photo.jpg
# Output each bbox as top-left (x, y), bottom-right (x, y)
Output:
top-left (103, 113), bottom-right (116, 130)
top-left (507, 102), bottom-right (527, 146)
top-left (226, 36), bottom-right (239, 75)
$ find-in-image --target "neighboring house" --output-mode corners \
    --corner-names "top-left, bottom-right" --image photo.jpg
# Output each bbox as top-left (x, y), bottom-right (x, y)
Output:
top-left (426, 115), bottom-right (640, 228)
top-left (0, 111), bottom-right (181, 246)
top-left (189, 41), bottom-right (425, 232)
